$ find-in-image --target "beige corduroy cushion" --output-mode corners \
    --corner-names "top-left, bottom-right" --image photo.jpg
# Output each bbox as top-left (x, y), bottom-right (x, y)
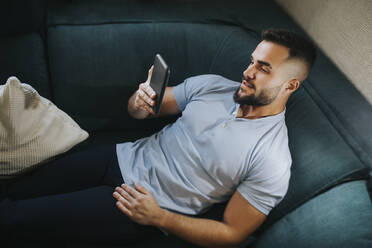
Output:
top-left (0, 76), bottom-right (89, 178)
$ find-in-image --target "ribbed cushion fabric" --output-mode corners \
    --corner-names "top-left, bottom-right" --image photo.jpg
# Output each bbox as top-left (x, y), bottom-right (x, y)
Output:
top-left (0, 76), bottom-right (89, 178)
top-left (0, 33), bottom-right (51, 99)
top-left (264, 84), bottom-right (370, 225)
top-left (253, 181), bottom-right (372, 248)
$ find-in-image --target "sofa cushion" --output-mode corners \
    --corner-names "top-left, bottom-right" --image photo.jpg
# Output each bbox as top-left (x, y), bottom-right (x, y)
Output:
top-left (0, 76), bottom-right (88, 178)
top-left (262, 83), bottom-right (370, 225)
top-left (307, 54), bottom-right (372, 169)
top-left (0, 33), bottom-right (51, 99)
top-left (0, 0), bottom-right (46, 36)
top-left (253, 180), bottom-right (372, 248)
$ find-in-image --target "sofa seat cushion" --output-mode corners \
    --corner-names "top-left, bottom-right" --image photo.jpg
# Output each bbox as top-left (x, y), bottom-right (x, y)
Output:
top-left (253, 180), bottom-right (372, 248)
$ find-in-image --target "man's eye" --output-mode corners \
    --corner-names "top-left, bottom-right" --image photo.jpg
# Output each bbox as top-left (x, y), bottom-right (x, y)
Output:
top-left (260, 67), bottom-right (269, 73)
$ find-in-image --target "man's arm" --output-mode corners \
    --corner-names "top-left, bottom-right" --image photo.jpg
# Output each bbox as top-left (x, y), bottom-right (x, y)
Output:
top-left (128, 65), bottom-right (180, 119)
top-left (113, 184), bottom-right (267, 247)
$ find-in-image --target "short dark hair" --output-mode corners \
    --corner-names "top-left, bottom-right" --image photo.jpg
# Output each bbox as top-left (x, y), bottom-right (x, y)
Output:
top-left (262, 28), bottom-right (317, 73)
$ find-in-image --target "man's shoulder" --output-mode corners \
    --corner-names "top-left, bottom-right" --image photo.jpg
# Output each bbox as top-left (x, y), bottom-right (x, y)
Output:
top-left (186, 74), bottom-right (238, 85)
top-left (183, 74), bottom-right (240, 94)
top-left (186, 73), bottom-right (222, 81)
top-left (250, 122), bottom-right (292, 172)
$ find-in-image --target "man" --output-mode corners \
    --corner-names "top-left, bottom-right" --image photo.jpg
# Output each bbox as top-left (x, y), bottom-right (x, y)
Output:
top-left (113, 28), bottom-right (316, 247)
top-left (0, 28), bottom-right (316, 247)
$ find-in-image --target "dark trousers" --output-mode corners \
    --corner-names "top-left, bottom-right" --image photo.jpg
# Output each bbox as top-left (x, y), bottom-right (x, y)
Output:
top-left (0, 144), bottom-right (160, 245)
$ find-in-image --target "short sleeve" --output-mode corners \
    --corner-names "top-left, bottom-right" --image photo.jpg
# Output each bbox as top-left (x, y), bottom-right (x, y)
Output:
top-left (172, 78), bottom-right (188, 111)
top-left (172, 74), bottom-right (221, 111)
top-left (237, 154), bottom-right (292, 215)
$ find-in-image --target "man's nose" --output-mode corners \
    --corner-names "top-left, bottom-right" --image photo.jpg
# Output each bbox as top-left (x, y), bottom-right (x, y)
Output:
top-left (243, 66), bottom-right (255, 80)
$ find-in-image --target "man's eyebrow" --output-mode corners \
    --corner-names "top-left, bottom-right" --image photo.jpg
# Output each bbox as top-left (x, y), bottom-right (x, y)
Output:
top-left (251, 55), bottom-right (272, 69)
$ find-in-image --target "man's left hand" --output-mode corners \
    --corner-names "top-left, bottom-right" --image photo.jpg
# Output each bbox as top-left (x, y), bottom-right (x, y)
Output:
top-left (113, 183), bottom-right (166, 226)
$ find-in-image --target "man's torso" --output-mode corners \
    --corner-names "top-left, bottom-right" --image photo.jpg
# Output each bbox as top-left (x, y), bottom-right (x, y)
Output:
top-left (116, 74), bottom-right (291, 215)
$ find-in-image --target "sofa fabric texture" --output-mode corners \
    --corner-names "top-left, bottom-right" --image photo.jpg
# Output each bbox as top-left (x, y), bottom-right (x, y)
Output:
top-left (254, 180), bottom-right (372, 248)
top-left (0, 0), bottom-right (371, 247)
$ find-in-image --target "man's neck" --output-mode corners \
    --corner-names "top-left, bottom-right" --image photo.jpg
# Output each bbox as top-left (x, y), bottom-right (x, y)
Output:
top-left (236, 104), bottom-right (285, 119)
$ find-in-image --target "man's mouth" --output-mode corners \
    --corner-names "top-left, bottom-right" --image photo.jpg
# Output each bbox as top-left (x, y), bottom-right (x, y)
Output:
top-left (241, 80), bottom-right (254, 90)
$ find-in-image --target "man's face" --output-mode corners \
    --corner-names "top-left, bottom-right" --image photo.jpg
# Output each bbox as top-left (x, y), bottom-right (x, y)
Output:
top-left (234, 41), bottom-right (291, 106)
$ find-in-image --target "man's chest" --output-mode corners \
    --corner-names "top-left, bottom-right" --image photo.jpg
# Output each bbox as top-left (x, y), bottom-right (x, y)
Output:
top-left (176, 97), bottom-right (264, 183)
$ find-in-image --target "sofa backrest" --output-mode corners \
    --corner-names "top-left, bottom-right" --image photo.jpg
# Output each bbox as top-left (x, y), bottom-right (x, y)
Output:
top-left (46, 21), bottom-right (259, 132)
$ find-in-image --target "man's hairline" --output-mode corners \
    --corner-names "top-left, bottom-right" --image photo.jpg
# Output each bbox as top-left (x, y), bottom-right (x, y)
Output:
top-left (261, 39), bottom-right (311, 74)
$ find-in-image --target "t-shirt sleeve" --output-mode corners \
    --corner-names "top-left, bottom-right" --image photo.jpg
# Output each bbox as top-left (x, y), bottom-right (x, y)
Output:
top-left (172, 74), bottom-right (220, 111)
top-left (237, 154), bottom-right (292, 216)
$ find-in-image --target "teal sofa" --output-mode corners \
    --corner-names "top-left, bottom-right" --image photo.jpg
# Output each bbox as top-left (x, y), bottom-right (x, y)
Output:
top-left (1, 0), bottom-right (371, 247)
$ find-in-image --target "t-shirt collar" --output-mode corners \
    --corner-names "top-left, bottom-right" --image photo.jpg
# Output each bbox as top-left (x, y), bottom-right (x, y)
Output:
top-left (233, 103), bottom-right (286, 121)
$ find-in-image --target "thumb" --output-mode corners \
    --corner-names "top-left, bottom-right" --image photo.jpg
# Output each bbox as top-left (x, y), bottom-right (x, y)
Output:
top-left (134, 183), bottom-right (148, 194)
top-left (147, 65), bottom-right (154, 81)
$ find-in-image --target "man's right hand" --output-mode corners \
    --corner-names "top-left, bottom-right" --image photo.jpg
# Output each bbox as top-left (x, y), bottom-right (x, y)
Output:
top-left (135, 65), bottom-right (158, 115)
top-left (128, 65), bottom-right (158, 119)
top-left (128, 65), bottom-right (180, 119)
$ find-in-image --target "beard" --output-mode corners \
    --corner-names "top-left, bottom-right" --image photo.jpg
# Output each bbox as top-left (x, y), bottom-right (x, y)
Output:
top-left (233, 83), bottom-right (282, 106)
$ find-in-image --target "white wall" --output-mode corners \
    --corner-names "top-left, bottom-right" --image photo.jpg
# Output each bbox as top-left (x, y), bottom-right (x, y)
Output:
top-left (275, 0), bottom-right (372, 104)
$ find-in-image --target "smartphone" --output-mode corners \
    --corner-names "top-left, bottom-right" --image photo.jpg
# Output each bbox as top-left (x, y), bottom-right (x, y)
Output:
top-left (149, 54), bottom-right (170, 114)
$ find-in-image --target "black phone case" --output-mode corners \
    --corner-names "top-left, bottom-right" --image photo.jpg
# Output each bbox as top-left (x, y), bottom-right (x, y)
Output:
top-left (149, 54), bottom-right (170, 114)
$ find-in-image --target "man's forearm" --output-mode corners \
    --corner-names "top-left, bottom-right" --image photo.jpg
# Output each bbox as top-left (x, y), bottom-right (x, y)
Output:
top-left (157, 209), bottom-right (242, 248)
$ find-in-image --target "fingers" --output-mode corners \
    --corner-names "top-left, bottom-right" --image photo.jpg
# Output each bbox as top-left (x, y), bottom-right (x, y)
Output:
top-left (135, 81), bottom-right (157, 115)
top-left (134, 183), bottom-right (148, 194)
top-left (137, 90), bottom-right (154, 108)
top-left (140, 82), bottom-right (156, 99)
top-left (138, 84), bottom-right (156, 104)
top-left (135, 95), bottom-right (155, 115)
top-left (116, 201), bottom-right (132, 217)
top-left (133, 66), bottom-right (158, 116)
top-left (113, 189), bottom-right (133, 216)
top-left (121, 184), bottom-right (140, 198)
top-left (113, 187), bottom-right (133, 204)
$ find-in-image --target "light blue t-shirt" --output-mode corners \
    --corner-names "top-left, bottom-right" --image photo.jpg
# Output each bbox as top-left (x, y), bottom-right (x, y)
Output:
top-left (116, 74), bottom-right (292, 215)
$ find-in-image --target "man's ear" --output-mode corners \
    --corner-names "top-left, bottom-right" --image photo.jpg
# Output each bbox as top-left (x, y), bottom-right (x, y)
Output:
top-left (286, 79), bottom-right (300, 92)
